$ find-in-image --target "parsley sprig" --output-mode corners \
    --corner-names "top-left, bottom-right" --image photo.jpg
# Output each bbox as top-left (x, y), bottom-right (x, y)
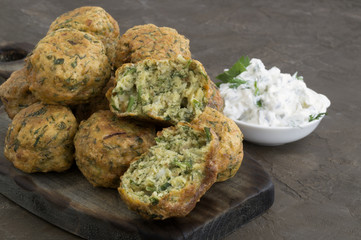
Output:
top-left (309, 112), bottom-right (327, 122)
top-left (216, 56), bottom-right (250, 88)
top-left (293, 72), bottom-right (304, 81)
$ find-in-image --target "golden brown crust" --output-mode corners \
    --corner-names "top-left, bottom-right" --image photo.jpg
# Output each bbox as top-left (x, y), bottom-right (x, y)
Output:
top-left (153, 124), bottom-right (219, 219)
top-left (207, 80), bottom-right (225, 112)
top-left (118, 122), bottom-right (219, 219)
top-left (27, 28), bottom-right (111, 105)
top-left (0, 68), bottom-right (39, 119)
top-left (48, 6), bottom-right (120, 65)
top-left (4, 102), bottom-right (78, 173)
top-left (191, 107), bottom-right (244, 182)
top-left (74, 110), bottom-right (156, 188)
top-left (115, 24), bottom-right (191, 68)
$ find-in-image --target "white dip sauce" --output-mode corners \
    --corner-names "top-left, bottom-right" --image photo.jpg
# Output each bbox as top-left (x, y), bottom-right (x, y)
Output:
top-left (219, 58), bottom-right (331, 127)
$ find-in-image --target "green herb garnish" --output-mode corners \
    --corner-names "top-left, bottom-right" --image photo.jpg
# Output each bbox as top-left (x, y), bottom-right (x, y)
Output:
top-left (33, 125), bottom-right (47, 147)
top-left (170, 159), bottom-right (193, 173)
top-left (256, 99), bottom-right (263, 108)
top-left (137, 87), bottom-right (142, 103)
top-left (216, 56), bottom-right (250, 88)
top-left (293, 72), bottom-right (303, 81)
top-left (111, 104), bottom-right (120, 111)
top-left (160, 182), bottom-right (171, 191)
top-left (130, 179), bottom-right (139, 188)
top-left (309, 112), bottom-right (327, 122)
top-left (13, 139), bottom-right (19, 152)
top-left (126, 95), bottom-right (135, 112)
top-left (54, 58), bottom-right (64, 65)
top-left (75, 54), bottom-right (86, 59)
top-left (83, 34), bottom-right (92, 41)
top-left (67, 40), bottom-right (77, 46)
top-left (146, 185), bottom-right (156, 192)
top-left (150, 197), bottom-right (159, 206)
top-left (57, 121), bottom-right (67, 130)
top-left (254, 81), bottom-right (260, 96)
top-left (124, 67), bottom-right (136, 76)
top-left (71, 59), bottom-right (77, 68)
top-left (185, 59), bottom-right (192, 69)
top-left (184, 159), bottom-right (193, 174)
top-left (27, 107), bottom-right (47, 117)
top-left (223, 78), bottom-right (247, 89)
top-left (192, 99), bottom-right (201, 109)
top-left (171, 71), bottom-right (185, 79)
top-left (204, 127), bottom-right (211, 142)
top-left (170, 159), bottom-right (185, 169)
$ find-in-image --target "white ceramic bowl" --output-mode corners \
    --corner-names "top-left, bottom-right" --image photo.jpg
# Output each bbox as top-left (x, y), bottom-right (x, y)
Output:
top-left (233, 117), bottom-right (324, 146)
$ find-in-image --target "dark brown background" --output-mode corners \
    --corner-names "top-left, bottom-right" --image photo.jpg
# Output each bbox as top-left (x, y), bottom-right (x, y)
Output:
top-left (1, 0), bottom-right (361, 239)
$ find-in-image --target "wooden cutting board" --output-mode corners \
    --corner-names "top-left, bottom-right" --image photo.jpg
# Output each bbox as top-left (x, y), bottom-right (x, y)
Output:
top-left (0, 108), bottom-right (274, 240)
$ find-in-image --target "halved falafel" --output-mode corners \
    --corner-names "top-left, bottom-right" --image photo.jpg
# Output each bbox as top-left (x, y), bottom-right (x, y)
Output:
top-left (191, 107), bottom-right (244, 182)
top-left (118, 122), bottom-right (219, 219)
top-left (107, 56), bottom-right (211, 125)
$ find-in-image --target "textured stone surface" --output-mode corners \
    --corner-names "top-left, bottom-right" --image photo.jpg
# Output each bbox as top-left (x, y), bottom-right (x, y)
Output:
top-left (1, 0), bottom-right (361, 239)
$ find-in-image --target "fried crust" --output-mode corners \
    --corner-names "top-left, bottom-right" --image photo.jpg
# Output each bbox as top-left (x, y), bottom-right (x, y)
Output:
top-left (0, 68), bottom-right (38, 119)
top-left (115, 24), bottom-right (191, 68)
top-left (74, 110), bottom-right (156, 188)
top-left (48, 6), bottom-right (120, 65)
top-left (4, 102), bottom-right (78, 173)
top-left (207, 80), bottom-right (225, 112)
top-left (191, 107), bottom-right (244, 182)
top-left (27, 28), bottom-right (111, 105)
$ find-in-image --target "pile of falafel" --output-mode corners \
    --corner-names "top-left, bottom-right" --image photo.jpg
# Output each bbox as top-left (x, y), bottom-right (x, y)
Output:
top-left (0, 6), bottom-right (244, 219)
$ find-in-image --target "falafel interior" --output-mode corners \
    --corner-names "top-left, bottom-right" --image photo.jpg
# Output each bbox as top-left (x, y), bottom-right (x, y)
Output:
top-left (109, 56), bottom-right (210, 125)
top-left (119, 123), bottom-right (218, 219)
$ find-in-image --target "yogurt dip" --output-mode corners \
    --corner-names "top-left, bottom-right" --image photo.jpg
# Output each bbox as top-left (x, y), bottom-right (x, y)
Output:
top-left (219, 58), bottom-right (331, 127)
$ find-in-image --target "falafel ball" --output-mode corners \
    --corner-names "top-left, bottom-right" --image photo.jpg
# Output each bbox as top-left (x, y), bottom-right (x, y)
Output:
top-left (4, 102), bottom-right (78, 173)
top-left (0, 68), bottom-right (38, 119)
top-left (48, 6), bottom-right (120, 65)
top-left (107, 56), bottom-right (211, 125)
top-left (27, 28), bottom-right (111, 105)
top-left (115, 24), bottom-right (191, 68)
top-left (191, 107), bottom-right (244, 182)
top-left (74, 110), bottom-right (156, 188)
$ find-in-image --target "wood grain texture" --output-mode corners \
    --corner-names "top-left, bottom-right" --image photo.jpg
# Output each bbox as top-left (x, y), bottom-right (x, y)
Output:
top-left (0, 107), bottom-right (274, 240)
